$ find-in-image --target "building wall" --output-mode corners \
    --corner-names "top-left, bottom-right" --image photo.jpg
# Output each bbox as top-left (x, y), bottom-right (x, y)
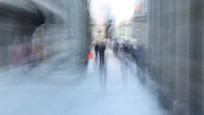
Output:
top-left (0, 0), bottom-right (90, 68)
top-left (189, 1), bottom-right (204, 114)
top-left (0, 2), bottom-right (44, 67)
top-left (32, 0), bottom-right (90, 63)
top-left (147, 0), bottom-right (204, 115)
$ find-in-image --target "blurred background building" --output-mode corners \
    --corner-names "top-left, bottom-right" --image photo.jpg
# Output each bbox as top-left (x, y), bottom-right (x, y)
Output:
top-left (132, 0), bottom-right (148, 47)
top-left (90, 24), bottom-right (107, 44)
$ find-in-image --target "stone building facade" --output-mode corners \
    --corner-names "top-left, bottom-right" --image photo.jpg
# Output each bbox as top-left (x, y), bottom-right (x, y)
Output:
top-left (147, 0), bottom-right (204, 115)
top-left (0, 0), bottom-right (90, 67)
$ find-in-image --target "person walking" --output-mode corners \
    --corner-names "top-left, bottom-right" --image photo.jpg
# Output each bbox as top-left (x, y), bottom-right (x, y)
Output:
top-left (98, 42), bottom-right (107, 88)
top-left (98, 43), bottom-right (106, 65)
top-left (94, 43), bottom-right (99, 60)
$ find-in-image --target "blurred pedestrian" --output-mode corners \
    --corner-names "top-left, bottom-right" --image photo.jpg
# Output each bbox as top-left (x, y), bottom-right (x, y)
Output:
top-left (99, 43), bottom-right (106, 65)
top-left (95, 43), bottom-right (99, 60)
top-left (113, 40), bottom-right (119, 54)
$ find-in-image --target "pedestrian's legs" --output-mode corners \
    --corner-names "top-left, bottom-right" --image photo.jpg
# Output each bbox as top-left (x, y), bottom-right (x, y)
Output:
top-left (99, 52), bottom-right (105, 65)
top-left (102, 53), bottom-right (105, 64)
top-left (95, 50), bottom-right (98, 61)
top-left (99, 53), bottom-right (102, 64)
top-left (99, 52), bottom-right (104, 65)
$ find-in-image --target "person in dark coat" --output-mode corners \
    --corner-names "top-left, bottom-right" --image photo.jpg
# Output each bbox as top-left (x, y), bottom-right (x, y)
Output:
top-left (98, 43), bottom-right (106, 65)
top-left (95, 43), bottom-right (99, 60)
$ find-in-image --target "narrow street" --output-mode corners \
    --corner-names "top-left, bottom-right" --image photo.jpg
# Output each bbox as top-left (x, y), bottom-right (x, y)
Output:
top-left (0, 0), bottom-right (203, 114)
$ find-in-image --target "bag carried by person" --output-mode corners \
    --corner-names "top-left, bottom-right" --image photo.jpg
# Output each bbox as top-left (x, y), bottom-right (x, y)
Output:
top-left (86, 51), bottom-right (93, 61)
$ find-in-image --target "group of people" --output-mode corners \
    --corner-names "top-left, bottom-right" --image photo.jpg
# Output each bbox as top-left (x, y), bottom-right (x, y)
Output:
top-left (94, 42), bottom-right (106, 65)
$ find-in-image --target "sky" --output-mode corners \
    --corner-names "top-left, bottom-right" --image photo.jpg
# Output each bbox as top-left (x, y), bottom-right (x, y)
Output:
top-left (90, 0), bottom-right (137, 25)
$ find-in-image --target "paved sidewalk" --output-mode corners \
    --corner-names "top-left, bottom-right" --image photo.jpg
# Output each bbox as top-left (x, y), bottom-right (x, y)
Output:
top-left (0, 50), bottom-right (167, 115)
